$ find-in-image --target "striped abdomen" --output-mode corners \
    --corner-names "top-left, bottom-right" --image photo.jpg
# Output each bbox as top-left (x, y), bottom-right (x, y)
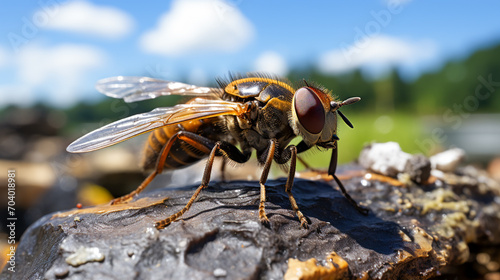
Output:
top-left (140, 118), bottom-right (215, 171)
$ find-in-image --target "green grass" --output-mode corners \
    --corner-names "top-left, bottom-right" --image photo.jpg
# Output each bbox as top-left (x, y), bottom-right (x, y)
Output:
top-left (294, 112), bottom-right (423, 170)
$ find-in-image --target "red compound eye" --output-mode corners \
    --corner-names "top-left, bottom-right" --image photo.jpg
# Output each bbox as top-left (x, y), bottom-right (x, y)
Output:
top-left (294, 87), bottom-right (325, 134)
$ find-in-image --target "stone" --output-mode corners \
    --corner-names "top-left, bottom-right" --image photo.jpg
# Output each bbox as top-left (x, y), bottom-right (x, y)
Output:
top-left (430, 148), bottom-right (466, 173)
top-left (404, 154), bottom-right (431, 184)
top-left (359, 142), bottom-right (431, 184)
top-left (3, 159), bottom-right (500, 279)
top-left (359, 142), bottom-right (412, 177)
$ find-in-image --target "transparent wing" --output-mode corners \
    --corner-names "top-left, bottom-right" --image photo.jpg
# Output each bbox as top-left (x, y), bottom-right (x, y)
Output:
top-left (67, 98), bottom-right (246, 153)
top-left (96, 76), bottom-right (218, 103)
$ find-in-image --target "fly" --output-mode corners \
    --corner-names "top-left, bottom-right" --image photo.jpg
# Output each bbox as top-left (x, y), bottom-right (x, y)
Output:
top-left (67, 74), bottom-right (368, 229)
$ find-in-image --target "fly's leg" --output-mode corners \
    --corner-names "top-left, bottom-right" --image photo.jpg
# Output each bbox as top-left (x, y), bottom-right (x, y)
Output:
top-left (297, 156), bottom-right (322, 173)
top-left (297, 155), bottom-right (312, 169)
top-left (294, 140), bottom-right (321, 173)
top-left (332, 174), bottom-right (369, 215)
top-left (110, 171), bottom-right (157, 205)
top-left (155, 142), bottom-right (218, 229)
top-left (284, 145), bottom-right (309, 228)
top-left (110, 131), bottom-right (195, 205)
top-left (329, 145), bottom-right (369, 215)
top-left (258, 139), bottom-right (277, 226)
top-left (155, 136), bottom-right (251, 229)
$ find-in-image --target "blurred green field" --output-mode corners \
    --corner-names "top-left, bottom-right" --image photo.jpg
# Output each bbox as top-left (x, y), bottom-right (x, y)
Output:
top-left (294, 112), bottom-right (422, 170)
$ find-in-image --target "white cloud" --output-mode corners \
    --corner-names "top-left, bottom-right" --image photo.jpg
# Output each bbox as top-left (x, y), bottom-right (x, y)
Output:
top-left (139, 0), bottom-right (254, 56)
top-left (318, 35), bottom-right (437, 77)
top-left (42, 0), bottom-right (134, 39)
top-left (254, 51), bottom-right (288, 76)
top-left (15, 43), bottom-right (106, 107)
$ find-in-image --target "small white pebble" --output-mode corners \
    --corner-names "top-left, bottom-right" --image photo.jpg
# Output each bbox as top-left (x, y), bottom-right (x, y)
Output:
top-left (430, 148), bottom-right (465, 172)
top-left (178, 240), bottom-right (187, 247)
top-left (145, 227), bottom-right (159, 240)
top-left (213, 268), bottom-right (227, 277)
top-left (359, 142), bottom-right (412, 177)
top-left (65, 247), bottom-right (105, 267)
top-left (360, 179), bottom-right (370, 187)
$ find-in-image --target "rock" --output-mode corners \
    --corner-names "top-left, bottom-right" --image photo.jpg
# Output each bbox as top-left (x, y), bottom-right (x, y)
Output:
top-left (284, 251), bottom-right (349, 280)
top-left (3, 161), bottom-right (500, 280)
top-left (359, 142), bottom-right (431, 183)
top-left (430, 148), bottom-right (466, 172)
top-left (404, 154), bottom-right (431, 184)
top-left (359, 142), bottom-right (411, 177)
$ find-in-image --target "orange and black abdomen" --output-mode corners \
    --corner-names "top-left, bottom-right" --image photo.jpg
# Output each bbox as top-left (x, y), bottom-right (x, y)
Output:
top-left (140, 118), bottom-right (217, 171)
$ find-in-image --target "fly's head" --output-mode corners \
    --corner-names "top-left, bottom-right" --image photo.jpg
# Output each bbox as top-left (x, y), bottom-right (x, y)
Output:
top-left (290, 83), bottom-right (360, 149)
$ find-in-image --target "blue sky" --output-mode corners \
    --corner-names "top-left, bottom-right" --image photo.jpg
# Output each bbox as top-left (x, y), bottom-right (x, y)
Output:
top-left (0, 0), bottom-right (499, 107)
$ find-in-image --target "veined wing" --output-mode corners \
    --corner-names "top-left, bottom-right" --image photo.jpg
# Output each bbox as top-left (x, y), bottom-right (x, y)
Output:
top-left (67, 98), bottom-right (246, 153)
top-left (96, 76), bottom-right (218, 103)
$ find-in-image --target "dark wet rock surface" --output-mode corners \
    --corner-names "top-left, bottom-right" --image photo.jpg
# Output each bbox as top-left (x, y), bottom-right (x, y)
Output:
top-left (2, 163), bottom-right (500, 280)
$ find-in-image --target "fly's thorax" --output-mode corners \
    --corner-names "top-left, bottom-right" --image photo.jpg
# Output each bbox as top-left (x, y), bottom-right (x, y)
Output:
top-left (227, 96), bottom-right (295, 152)
top-left (255, 97), bottom-right (294, 141)
top-left (290, 86), bottom-right (338, 147)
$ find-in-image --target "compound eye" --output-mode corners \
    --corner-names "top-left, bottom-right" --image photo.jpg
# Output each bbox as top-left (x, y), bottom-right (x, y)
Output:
top-left (294, 87), bottom-right (325, 134)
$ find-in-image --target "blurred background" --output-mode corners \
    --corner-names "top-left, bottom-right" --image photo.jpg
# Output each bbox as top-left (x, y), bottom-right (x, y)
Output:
top-left (1, 0), bottom-right (500, 271)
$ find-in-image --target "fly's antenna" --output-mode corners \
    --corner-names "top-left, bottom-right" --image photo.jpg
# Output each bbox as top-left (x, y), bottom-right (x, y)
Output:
top-left (330, 97), bottom-right (361, 129)
top-left (303, 79), bottom-right (310, 87)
